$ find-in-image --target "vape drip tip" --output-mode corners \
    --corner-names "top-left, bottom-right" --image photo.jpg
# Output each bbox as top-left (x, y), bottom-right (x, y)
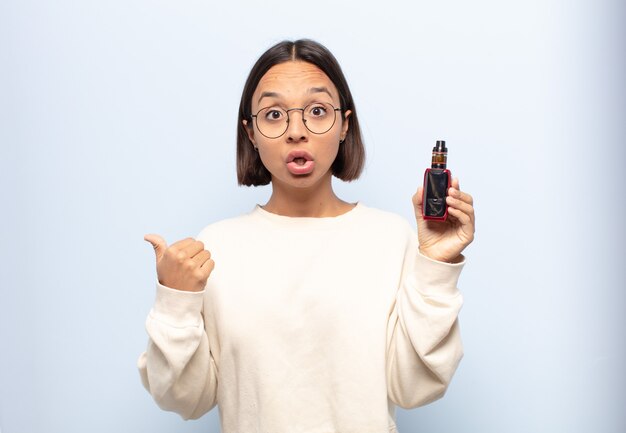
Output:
top-left (431, 140), bottom-right (447, 169)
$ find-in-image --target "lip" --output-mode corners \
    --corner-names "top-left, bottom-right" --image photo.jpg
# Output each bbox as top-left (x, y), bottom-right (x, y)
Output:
top-left (285, 150), bottom-right (315, 175)
top-left (285, 150), bottom-right (314, 163)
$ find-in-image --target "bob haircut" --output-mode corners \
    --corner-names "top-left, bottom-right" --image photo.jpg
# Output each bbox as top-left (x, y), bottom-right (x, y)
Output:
top-left (237, 39), bottom-right (365, 186)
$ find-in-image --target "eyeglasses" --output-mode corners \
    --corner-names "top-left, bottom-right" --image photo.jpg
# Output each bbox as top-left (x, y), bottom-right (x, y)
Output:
top-left (251, 102), bottom-right (342, 139)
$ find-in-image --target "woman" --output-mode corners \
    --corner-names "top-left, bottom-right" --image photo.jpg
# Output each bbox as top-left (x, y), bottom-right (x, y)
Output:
top-left (138, 39), bottom-right (475, 433)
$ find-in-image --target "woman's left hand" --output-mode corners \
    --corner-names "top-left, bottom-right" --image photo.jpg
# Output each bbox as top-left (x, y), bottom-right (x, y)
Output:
top-left (412, 177), bottom-right (475, 263)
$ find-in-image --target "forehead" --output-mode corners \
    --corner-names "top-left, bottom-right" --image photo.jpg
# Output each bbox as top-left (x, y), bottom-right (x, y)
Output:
top-left (253, 61), bottom-right (338, 104)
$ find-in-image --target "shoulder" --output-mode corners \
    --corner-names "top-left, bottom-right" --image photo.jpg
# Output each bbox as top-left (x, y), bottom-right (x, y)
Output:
top-left (356, 203), bottom-right (413, 228)
top-left (355, 203), bottom-right (415, 238)
top-left (195, 208), bottom-right (258, 243)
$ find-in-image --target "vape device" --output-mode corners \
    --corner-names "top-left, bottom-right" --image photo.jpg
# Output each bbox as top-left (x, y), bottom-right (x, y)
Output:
top-left (422, 140), bottom-right (451, 221)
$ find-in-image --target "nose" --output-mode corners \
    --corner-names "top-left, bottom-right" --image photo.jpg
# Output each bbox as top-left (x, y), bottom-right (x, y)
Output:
top-left (285, 108), bottom-right (308, 143)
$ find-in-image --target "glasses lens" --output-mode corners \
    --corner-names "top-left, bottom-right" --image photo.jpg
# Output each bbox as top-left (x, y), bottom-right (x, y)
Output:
top-left (254, 103), bottom-right (338, 138)
top-left (303, 103), bottom-right (337, 134)
top-left (256, 107), bottom-right (288, 138)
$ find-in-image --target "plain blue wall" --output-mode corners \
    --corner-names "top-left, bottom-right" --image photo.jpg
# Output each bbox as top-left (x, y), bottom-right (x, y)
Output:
top-left (1, 0), bottom-right (624, 432)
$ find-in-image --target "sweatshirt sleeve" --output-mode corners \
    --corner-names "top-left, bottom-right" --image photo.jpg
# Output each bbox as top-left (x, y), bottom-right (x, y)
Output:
top-left (386, 231), bottom-right (464, 409)
top-left (137, 282), bottom-right (218, 419)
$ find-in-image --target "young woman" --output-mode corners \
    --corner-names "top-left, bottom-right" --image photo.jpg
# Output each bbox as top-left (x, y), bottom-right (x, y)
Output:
top-left (138, 39), bottom-right (475, 433)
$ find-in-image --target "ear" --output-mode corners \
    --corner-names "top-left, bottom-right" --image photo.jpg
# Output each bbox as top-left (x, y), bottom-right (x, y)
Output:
top-left (242, 119), bottom-right (256, 145)
top-left (340, 109), bottom-right (351, 141)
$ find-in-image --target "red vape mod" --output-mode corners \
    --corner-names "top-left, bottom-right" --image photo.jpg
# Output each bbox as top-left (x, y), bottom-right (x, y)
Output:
top-left (422, 140), bottom-right (451, 221)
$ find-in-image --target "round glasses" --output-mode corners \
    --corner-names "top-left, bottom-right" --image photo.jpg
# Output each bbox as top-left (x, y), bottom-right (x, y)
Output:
top-left (251, 102), bottom-right (342, 139)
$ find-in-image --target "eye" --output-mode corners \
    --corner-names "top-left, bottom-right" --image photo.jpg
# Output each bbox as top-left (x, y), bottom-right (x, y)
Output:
top-left (307, 104), bottom-right (328, 118)
top-left (262, 108), bottom-right (285, 122)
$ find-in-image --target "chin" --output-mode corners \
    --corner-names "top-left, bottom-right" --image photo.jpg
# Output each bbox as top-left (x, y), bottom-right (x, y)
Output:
top-left (272, 169), bottom-right (329, 189)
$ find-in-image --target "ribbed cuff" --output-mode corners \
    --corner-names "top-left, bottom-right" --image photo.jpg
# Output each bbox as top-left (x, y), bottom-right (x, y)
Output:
top-left (150, 282), bottom-right (205, 328)
top-left (414, 251), bottom-right (465, 296)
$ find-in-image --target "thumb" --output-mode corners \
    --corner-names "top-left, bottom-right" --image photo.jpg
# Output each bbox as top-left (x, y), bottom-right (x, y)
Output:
top-left (412, 186), bottom-right (424, 207)
top-left (412, 186), bottom-right (425, 221)
top-left (144, 233), bottom-right (167, 261)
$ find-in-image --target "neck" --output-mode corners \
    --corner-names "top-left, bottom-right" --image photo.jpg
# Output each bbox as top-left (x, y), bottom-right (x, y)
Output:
top-left (263, 173), bottom-right (354, 217)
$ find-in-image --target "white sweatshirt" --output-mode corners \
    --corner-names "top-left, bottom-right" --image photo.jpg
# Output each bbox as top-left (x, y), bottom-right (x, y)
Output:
top-left (138, 203), bottom-right (464, 433)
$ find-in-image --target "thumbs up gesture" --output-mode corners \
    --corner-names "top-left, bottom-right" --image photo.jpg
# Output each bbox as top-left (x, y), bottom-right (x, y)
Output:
top-left (144, 234), bottom-right (215, 292)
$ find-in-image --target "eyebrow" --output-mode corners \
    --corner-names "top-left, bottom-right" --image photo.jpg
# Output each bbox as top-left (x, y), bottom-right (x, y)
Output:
top-left (257, 87), bottom-right (335, 105)
top-left (257, 91), bottom-right (280, 105)
top-left (308, 87), bottom-right (334, 99)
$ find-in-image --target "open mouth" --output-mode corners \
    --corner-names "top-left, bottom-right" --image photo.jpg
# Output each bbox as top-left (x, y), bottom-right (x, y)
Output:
top-left (286, 150), bottom-right (314, 164)
top-left (286, 150), bottom-right (315, 175)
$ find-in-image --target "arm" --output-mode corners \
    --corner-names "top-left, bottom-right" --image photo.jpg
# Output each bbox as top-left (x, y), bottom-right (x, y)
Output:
top-left (137, 283), bottom-right (218, 419)
top-left (386, 246), bottom-right (464, 408)
top-left (138, 235), bottom-right (218, 419)
top-left (386, 177), bottom-right (474, 408)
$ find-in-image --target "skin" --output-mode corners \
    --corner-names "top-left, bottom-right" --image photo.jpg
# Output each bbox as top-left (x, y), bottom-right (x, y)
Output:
top-left (413, 179), bottom-right (475, 263)
top-left (243, 61), bottom-right (353, 218)
top-left (143, 235), bottom-right (214, 293)
top-left (145, 60), bottom-right (475, 292)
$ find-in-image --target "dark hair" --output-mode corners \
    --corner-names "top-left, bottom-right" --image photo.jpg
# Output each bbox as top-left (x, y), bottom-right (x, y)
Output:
top-left (237, 39), bottom-right (365, 186)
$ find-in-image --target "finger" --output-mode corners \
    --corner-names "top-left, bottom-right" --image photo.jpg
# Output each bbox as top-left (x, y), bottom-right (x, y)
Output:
top-left (192, 249), bottom-right (212, 266)
top-left (446, 206), bottom-right (475, 243)
top-left (167, 238), bottom-right (199, 264)
top-left (144, 234), bottom-right (167, 261)
top-left (451, 176), bottom-right (460, 190)
top-left (447, 205), bottom-right (473, 227)
top-left (412, 186), bottom-right (424, 207)
top-left (170, 237), bottom-right (196, 250)
top-left (448, 187), bottom-right (474, 206)
top-left (446, 195), bottom-right (475, 224)
top-left (182, 240), bottom-right (205, 258)
top-left (200, 258), bottom-right (215, 273)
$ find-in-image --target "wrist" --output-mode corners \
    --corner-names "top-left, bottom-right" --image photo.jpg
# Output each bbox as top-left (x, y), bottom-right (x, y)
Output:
top-left (418, 247), bottom-right (463, 264)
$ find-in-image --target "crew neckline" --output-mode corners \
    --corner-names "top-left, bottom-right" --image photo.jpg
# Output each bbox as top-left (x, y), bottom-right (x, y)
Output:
top-left (252, 202), bottom-right (364, 228)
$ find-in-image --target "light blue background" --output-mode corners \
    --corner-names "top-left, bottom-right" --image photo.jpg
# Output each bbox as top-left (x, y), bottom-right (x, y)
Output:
top-left (1, 0), bottom-right (624, 432)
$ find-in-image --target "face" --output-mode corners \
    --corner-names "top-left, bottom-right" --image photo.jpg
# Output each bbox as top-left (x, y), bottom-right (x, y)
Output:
top-left (244, 61), bottom-right (351, 190)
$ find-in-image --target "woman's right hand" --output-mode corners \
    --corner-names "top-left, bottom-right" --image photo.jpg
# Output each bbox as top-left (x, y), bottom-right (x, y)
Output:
top-left (144, 234), bottom-right (215, 292)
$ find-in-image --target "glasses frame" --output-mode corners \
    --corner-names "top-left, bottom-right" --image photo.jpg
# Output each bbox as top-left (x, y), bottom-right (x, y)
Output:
top-left (251, 103), bottom-right (342, 139)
